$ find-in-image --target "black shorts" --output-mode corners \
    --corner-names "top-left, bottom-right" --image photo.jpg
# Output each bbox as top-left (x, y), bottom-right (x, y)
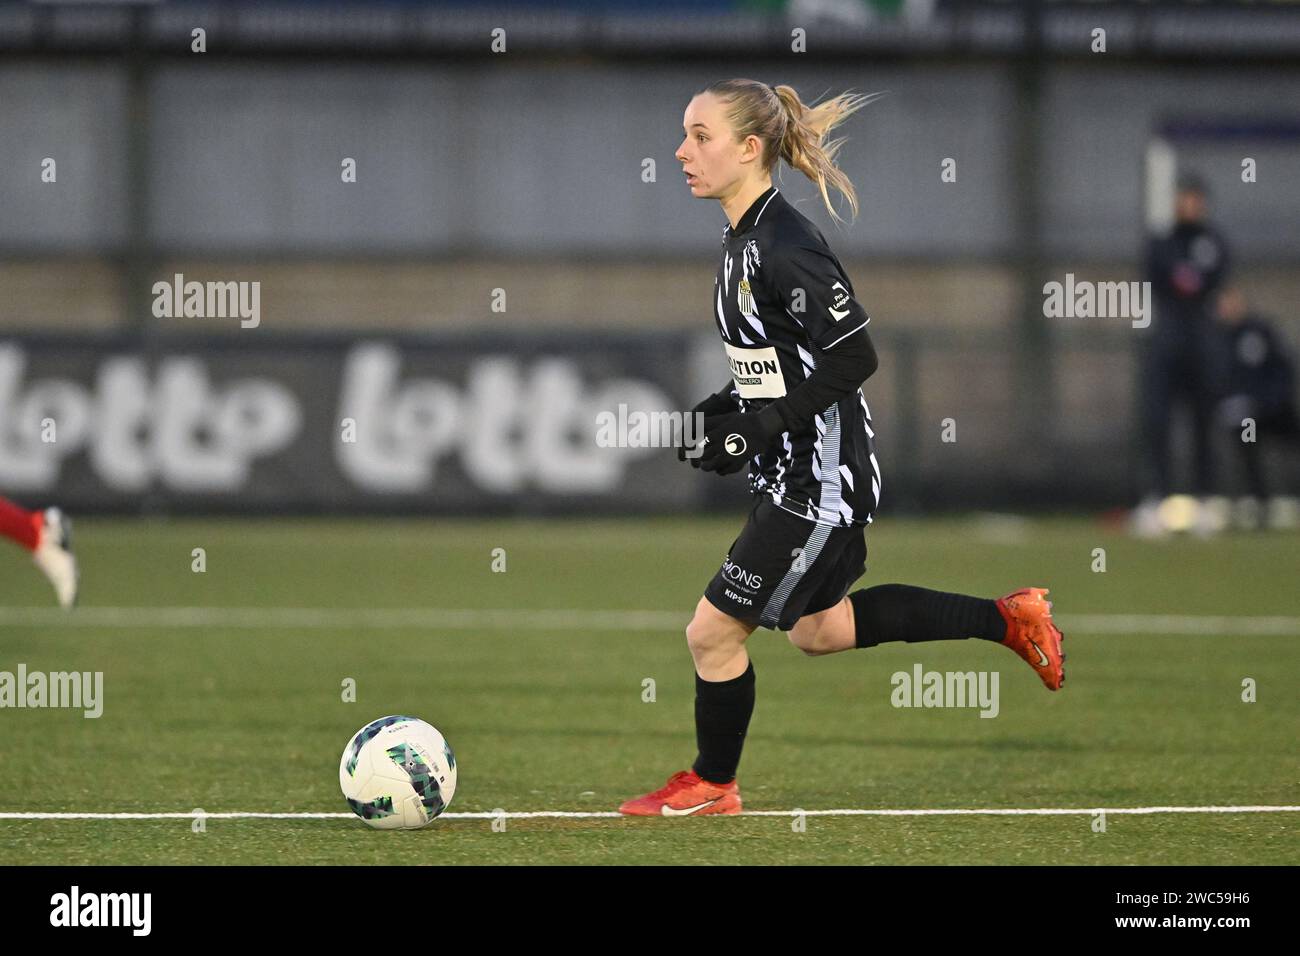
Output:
top-left (703, 497), bottom-right (868, 632)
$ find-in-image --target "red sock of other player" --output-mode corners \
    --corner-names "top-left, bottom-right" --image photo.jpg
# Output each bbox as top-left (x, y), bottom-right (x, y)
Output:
top-left (0, 496), bottom-right (42, 551)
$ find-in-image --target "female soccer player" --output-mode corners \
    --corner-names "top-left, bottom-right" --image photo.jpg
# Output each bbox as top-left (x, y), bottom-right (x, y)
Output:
top-left (618, 80), bottom-right (1065, 817)
top-left (0, 496), bottom-right (78, 607)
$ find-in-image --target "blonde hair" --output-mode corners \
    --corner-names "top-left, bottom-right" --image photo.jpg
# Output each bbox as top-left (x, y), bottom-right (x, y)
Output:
top-left (702, 79), bottom-right (879, 225)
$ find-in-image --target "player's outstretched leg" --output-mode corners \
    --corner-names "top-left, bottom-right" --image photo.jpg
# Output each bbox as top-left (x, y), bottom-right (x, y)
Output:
top-left (619, 597), bottom-right (750, 817)
top-left (0, 499), bottom-right (80, 609)
top-left (848, 583), bottom-right (1065, 691)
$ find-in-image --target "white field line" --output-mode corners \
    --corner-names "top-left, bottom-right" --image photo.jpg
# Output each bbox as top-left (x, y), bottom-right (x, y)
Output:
top-left (0, 806), bottom-right (1298, 821)
top-left (2, 606), bottom-right (1300, 635)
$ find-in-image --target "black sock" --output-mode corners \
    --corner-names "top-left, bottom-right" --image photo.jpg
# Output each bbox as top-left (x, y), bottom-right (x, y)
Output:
top-left (849, 584), bottom-right (1006, 649)
top-left (691, 660), bottom-right (755, 785)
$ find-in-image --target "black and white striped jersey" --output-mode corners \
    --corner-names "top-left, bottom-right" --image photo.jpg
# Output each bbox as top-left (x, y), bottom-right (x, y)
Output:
top-left (713, 185), bottom-right (881, 527)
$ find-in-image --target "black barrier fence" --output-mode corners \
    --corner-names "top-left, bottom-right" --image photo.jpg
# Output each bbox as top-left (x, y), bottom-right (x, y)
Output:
top-left (2, 327), bottom-right (1265, 517)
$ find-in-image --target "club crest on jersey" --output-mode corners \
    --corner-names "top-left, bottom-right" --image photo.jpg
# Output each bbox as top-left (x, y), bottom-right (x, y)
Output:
top-left (738, 278), bottom-right (755, 316)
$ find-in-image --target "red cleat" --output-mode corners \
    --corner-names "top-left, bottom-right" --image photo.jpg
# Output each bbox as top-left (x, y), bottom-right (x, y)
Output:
top-left (618, 770), bottom-right (742, 817)
top-left (996, 587), bottom-right (1066, 691)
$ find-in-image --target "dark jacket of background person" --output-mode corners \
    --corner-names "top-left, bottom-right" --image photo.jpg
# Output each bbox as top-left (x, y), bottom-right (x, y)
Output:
top-left (1221, 314), bottom-right (1297, 414)
top-left (1146, 220), bottom-right (1231, 341)
top-left (1138, 218), bottom-right (1232, 497)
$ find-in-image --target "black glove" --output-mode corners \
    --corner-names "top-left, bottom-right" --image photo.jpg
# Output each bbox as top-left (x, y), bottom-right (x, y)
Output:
top-left (697, 404), bottom-right (785, 475)
top-left (677, 386), bottom-right (738, 464)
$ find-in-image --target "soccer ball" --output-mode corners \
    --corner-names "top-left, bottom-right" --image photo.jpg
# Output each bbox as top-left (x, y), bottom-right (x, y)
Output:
top-left (339, 715), bottom-right (457, 830)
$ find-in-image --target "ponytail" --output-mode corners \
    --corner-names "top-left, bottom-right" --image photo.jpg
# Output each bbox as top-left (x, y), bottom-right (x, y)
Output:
top-left (703, 79), bottom-right (882, 224)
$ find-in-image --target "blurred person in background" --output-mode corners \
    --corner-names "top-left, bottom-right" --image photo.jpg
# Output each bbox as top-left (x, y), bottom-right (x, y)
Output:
top-left (1134, 172), bottom-right (1232, 536)
top-left (0, 496), bottom-right (78, 607)
top-left (1213, 284), bottom-right (1300, 530)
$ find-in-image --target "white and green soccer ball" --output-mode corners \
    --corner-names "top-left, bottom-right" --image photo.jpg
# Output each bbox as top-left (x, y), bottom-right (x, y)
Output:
top-left (339, 716), bottom-right (457, 830)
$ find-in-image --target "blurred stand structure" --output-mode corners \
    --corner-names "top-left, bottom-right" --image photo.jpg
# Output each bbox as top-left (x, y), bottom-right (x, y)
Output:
top-left (1, 0), bottom-right (1298, 516)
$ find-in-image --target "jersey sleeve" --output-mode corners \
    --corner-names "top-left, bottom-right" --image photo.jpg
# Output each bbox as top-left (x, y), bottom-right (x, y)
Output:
top-left (766, 242), bottom-right (871, 351)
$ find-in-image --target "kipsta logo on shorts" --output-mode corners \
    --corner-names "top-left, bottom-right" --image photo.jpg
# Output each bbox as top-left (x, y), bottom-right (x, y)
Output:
top-left (724, 433), bottom-right (747, 455)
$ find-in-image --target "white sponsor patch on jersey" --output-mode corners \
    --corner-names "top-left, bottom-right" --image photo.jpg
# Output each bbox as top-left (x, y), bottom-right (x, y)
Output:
top-left (828, 281), bottom-right (851, 321)
top-left (723, 341), bottom-right (786, 398)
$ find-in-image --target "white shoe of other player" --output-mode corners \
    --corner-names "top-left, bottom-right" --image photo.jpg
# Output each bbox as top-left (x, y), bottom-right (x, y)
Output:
top-left (33, 507), bottom-right (78, 608)
top-left (1194, 496), bottom-right (1232, 538)
top-left (1129, 496), bottom-right (1168, 539)
top-left (1266, 495), bottom-right (1300, 532)
top-left (1232, 496), bottom-right (1264, 532)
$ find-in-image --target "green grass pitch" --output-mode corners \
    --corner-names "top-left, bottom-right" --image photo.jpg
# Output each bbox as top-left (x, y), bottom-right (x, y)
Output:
top-left (0, 514), bottom-right (1295, 865)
